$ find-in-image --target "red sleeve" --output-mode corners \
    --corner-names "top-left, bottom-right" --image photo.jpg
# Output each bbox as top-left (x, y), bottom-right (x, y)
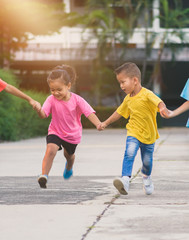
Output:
top-left (0, 79), bottom-right (7, 92)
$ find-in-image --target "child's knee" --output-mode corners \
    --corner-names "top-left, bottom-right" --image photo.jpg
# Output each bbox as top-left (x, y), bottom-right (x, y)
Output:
top-left (125, 145), bottom-right (137, 159)
top-left (46, 144), bottom-right (58, 157)
top-left (64, 150), bottom-right (74, 159)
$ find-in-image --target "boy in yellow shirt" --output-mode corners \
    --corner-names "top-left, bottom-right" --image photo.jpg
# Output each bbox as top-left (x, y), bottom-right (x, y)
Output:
top-left (98, 62), bottom-right (167, 195)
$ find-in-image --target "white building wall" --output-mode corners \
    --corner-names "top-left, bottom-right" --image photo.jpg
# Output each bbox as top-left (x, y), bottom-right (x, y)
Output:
top-left (14, 0), bottom-right (189, 61)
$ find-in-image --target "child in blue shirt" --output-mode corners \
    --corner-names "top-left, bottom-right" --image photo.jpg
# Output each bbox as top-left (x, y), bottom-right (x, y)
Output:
top-left (163, 79), bottom-right (189, 126)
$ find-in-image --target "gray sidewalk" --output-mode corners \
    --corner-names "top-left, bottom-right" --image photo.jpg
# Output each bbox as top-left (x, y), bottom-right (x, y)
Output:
top-left (0, 128), bottom-right (189, 240)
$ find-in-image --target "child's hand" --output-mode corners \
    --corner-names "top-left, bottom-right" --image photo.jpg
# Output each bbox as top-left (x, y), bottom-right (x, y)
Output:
top-left (165, 110), bottom-right (174, 118)
top-left (160, 107), bottom-right (173, 119)
top-left (97, 123), bottom-right (102, 131)
top-left (97, 122), bottom-right (107, 131)
top-left (30, 100), bottom-right (42, 112)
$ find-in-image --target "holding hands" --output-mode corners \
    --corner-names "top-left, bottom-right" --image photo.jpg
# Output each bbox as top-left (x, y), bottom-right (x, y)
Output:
top-left (97, 122), bottom-right (107, 131)
top-left (160, 100), bottom-right (189, 119)
top-left (158, 101), bottom-right (176, 119)
top-left (97, 111), bottom-right (122, 131)
top-left (29, 99), bottom-right (42, 112)
top-left (159, 106), bottom-right (173, 119)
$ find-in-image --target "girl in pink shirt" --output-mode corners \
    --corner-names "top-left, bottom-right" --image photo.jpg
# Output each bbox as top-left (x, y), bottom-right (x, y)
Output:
top-left (37, 64), bottom-right (101, 188)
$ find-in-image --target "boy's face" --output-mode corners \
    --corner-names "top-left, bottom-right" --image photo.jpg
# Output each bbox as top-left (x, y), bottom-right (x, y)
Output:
top-left (116, 72), bottom-right (138, 95)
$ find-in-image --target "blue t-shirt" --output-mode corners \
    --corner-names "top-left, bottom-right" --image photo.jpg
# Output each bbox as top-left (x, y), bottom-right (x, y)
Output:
top-left (180, 79), bottom-right (189, 127)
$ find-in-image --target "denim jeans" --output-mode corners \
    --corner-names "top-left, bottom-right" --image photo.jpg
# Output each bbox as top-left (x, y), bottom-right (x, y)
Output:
top-left (122, 136), bottom-right (155, 177)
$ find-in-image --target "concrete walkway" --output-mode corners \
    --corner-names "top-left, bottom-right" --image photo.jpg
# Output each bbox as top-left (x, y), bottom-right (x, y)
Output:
top-left (0, 128), bottom-right (189, 240)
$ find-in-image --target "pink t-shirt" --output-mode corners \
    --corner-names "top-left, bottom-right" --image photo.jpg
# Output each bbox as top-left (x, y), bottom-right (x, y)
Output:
top-left (0, 79), bottom-right (7, 92)
top-left (42, 93), bottom-right (95, 144)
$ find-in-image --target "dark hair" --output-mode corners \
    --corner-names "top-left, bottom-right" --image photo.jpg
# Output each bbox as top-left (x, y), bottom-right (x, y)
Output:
top-left (47, 64), bottom-right (77, 85)
top-left (115, 62), bottom-right (141, 82)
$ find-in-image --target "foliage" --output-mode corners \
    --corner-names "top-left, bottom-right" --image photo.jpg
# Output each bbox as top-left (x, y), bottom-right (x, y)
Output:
top-left (0, 69), bottom-right (50, 141)
top-left (77, 0), bottom-right (151, 105)
top-left (74, 0), bottom-right (189, 101)
top-left (0, 0), bottom-right (71, 67)
top-left (142, 0), bottom-right (189, 91)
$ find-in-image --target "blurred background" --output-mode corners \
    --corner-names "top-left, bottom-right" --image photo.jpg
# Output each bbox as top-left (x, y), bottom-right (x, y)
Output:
top-left (0, 0), bottom-right (189, 141)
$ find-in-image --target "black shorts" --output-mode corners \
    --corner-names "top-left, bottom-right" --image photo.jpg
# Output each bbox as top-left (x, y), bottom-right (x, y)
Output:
top-left (46, 134), bottom-right (77, 155)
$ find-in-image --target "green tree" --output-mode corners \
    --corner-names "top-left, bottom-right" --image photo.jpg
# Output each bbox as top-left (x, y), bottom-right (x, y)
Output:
top-left (79, 0), bottom-right (189, 102)
top-left (142, 0), bottom-right (189, 96)
top-left (0, 0), bottom-right (69, 68)
top-left (79, 0), bottom-right (145, 106)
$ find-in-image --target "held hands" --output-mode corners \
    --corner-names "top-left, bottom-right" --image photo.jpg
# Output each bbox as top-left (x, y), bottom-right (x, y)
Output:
top-left (160, 107), bottom-right (173, 119)
top-left (97, 121), bottom-right (107, 131)
top-left (29, 99), bottom-right (42, 112)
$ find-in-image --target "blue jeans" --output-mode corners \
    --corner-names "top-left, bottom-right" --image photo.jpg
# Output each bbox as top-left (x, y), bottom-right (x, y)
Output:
top-left (122, 136), bottom-right (155, 177)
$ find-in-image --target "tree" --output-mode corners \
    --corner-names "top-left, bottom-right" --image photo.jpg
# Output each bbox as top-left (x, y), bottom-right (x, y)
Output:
top-left (0, 0), bottom-right (68, 68)
top-left (79, 0), bottom-right (145, 106)
top-left (142, 0), bottom-right (189, 96)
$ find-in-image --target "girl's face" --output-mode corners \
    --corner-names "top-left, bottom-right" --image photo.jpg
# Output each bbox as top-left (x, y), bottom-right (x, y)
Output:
top-left (48, 79), bottom-right (71, 101)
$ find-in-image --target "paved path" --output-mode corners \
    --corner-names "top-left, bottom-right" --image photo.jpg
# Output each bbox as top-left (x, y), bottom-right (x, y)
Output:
top-left (0, 128), bottom-right (189, 240)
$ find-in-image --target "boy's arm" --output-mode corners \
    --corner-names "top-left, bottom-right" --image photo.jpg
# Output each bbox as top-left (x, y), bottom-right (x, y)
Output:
top-left (4, 84), bottom-right (41, 111)
top-left (158, 101), bottom-right (170, 118)
top-left (87, 113), bottom-right (101, 129)
top-left (100, 111), bottom-right (122, 130)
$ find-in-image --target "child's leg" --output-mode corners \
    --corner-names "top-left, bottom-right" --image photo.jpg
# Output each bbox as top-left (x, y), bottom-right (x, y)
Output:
top-left (122, 136), bottom-right (140, 177)
top-left (62, 141), bottom-right (77, 179)
top-left (42, 143), bottom-right (59, 175)
top-left (63, 149), bottom-right (75, 179)
top-left (64, 149), bottom-right (75, 170)
top-left (113, 136), bottom-right (140, 195)
top-left (140, 143), bottom-right (155, 195)
top-left (140, 143), bottom-right (155, 176)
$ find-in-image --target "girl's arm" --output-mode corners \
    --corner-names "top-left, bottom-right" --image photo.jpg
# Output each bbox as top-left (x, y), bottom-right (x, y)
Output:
top-left (87, 113), bottom-right (101, 128)
top-left (36, 108), bottom-right (47, 119)
top-left (4, 84), bottom-right (41, 111)
top-left (159, 100), bottom-right (189, 119)
top-left (168, 101), bottom-right (189, 118)
top-left (100, 111), bottom-right (122, 130)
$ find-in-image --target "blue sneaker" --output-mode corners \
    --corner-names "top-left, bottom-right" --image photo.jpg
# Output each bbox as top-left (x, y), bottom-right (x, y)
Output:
top-left (38, 174), bottom-right (48, 188)
top-left (63, 164), bottom-right (73, 180)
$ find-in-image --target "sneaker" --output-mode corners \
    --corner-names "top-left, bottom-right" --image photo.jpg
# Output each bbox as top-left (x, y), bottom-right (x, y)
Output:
top-left (63, 163), bottom-right (73, 180)
top-left (143, 176), bottom-right (154, 195)
top-left (38, 174), bottom-right (48, 189)
top-left (113, 176), bottom-right (130, 195)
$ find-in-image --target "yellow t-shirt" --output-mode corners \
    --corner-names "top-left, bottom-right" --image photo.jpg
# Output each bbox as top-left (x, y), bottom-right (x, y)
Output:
top-left (117, 87), bottom-right (162, 144)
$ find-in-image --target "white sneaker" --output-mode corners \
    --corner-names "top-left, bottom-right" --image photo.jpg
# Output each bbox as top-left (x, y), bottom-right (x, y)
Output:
top-left (113, 176), bottom-right (130, 195)
top-left (143, 176), bottom-right (154, 195)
